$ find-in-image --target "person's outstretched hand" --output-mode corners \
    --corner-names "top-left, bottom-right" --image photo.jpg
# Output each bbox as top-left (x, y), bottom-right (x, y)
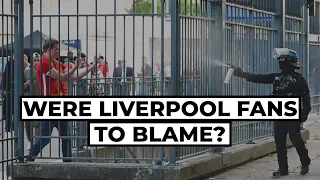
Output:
top-left (233, 67), bottom-right (244, 77)
top-left (301, 112), bottom-right (308, 122)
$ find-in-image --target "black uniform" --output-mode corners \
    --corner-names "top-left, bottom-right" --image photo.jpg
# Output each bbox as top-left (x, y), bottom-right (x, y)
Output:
top-left (234, 69), bottom-right (311, 175)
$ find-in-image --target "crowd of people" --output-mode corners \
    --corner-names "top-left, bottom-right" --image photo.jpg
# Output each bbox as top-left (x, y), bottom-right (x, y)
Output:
top-left (1, 37), bottom-right (176, 161)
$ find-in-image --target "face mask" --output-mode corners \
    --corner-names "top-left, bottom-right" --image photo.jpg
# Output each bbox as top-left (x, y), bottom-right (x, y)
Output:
top-left (279, 61), bottom-right (294, 71)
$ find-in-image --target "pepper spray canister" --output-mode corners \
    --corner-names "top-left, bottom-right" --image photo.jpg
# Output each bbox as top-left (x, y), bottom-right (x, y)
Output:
top-left (224, 67), bottom-right (234, 84)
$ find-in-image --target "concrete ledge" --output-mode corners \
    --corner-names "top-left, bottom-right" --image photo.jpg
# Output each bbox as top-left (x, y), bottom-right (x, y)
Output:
top-left (10, 163), bottom-right (180, 180)
top-left (71, 146), bottom-right (170, 163)
top-left (11, 130), bottom-right (309, 180)
top-left (179, 129), bottom-right (309, 180)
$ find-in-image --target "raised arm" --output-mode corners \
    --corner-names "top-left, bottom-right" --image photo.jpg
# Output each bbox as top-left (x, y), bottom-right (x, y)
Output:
top-left (233, 67), bottom-right (277, 84)
top-left (46, 62), bottom-right (79, 82)
top-left (69, 63), bottom-right (97, 80)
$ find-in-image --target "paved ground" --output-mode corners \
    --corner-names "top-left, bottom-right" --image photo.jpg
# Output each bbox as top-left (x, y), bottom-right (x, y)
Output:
top-left (207, 117), bottom-right (320, 180)
top-left (0, 103), bottom-right (63, 179)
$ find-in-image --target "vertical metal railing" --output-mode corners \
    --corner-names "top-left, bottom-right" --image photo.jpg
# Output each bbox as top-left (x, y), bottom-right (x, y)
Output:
top-left (0, 0), bottom-right (22, 179)
top-left (0, 0), bottom-right (319, 173)
top-left (23, 0), bottom-right (172, 165)
top-left (222, 0), bottom-right (278, 146)
top-left (309, 42), bottom-right (320, 115)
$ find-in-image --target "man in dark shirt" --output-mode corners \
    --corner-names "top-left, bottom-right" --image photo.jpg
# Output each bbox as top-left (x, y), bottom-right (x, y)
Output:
top-left (113, 59), bottom-right (133, 95)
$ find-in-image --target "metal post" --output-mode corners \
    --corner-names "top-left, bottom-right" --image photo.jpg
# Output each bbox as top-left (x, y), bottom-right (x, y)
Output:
top-left (247, 7), bottom-right (254, 142)
top-left (14, 0), bottom-right (24, 161)
top-left (19, 0), bottom-right (25, 161)
top-left (303, 0), bottom-right (310, 83)
top-left (275, 0), bottom-right (286, 48)
top-left (170, 0), bottom-right (179, 97)
top-left (29, 0), bottom-right (33, 95)
top-left (169, 0), bottom-right (179, 165)
top-left (248, 4), bottom-right (254, 95)
top-left (211, 0), bottom-right (226, 96)
top-left (211, 0), bottom-right (226, 153)
top-left (301, 0), bottom-right (310, 130)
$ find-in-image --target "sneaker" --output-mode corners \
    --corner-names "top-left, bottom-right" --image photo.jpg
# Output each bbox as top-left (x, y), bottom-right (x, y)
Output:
top-left (272, 169), bottom-right (289, 177)
top-left (24, 155), bottom-right (35, 162)
top-left (300, 165), bottom-right (309, 175)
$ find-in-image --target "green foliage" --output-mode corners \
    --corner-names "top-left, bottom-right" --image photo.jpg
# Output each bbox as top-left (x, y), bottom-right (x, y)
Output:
top-left (176, 0), bottom-right (201, 16)
top-left (125, 0), bottom-right (153, 14)
top-left (125, 0), bottom-right (201, 16)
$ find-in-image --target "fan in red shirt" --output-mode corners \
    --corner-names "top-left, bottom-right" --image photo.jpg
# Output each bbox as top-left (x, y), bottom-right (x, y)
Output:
top-left (26, 38), bottom-right (97, 163)
top-left (35, 43), bottom-right (96, 96)
top-left (97, 55), bottom-right (109, 82)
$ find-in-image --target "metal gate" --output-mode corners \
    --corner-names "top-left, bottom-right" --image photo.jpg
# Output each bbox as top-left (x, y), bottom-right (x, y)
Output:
top-left (0, 0), bottom-right (319, 179)
top-left (1, 0), bottom-right (25, 179)
top-left (25, 0), bottom-right (175, 164)
top-left (23, 0), bottom-right (220, 165)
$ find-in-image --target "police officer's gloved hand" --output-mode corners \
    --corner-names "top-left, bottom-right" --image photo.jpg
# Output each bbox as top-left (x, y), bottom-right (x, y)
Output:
top-left (301, 113), bottom-right (308, 122)
top-left (233, 67), bottom-right (244, 77)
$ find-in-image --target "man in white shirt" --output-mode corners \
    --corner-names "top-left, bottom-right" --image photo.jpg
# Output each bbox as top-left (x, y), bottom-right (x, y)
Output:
top-left (164, 62), bottom-right (171, 95)
top-left (137, 57), bottom-right (153, 95)
top-left (75, 53), bottom-right (89, 96)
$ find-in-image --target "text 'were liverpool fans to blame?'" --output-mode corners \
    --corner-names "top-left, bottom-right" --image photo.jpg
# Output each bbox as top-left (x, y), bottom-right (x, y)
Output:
top-left (21, 96), bottom-right (301, 146)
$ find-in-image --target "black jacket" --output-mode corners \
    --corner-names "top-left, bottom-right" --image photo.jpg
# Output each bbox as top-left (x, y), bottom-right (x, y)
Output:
top-left (113, 66), bottom-right (134, 82)
top-left (239, 71), bottom-right (311, 118)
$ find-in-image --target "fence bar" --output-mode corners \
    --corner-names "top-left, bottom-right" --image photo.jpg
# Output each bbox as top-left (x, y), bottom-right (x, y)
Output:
top-left (1, 1), bottom-right (320, 175)
top-left (276, 0), bottom-right (286, 47)
top-left (169, 0), bottom-right (179, 165)
top-left (303, 0), bottom-right (310, 83)
top-left (212, 0), bottom-right (225, 96)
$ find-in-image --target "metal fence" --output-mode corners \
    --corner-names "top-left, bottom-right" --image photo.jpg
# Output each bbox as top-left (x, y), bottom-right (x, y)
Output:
top-left (309, 42), bottom-right (320, 114)
top-left (0, 0), bottom-right (320, 179)
top-left (310, 1), bottom-right (320, 34)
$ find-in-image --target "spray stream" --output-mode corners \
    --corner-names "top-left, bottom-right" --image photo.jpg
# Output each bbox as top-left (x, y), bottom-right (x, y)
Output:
top-left (208, 60), bottom-right (237, 84)
top-left (210, 60), bottom-right (230, 68)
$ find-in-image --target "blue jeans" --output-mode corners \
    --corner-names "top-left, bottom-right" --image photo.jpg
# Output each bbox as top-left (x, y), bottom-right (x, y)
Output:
top-left (139, 86), bottom-right (151, 96)
top-left (29, 121), bottom-right (72, 162)
top-left (67, 80), bottom-right (74, 95)
top-left (76, 83), bottom-right (87, 96)
top-left (77, 121), bottom-right (87, 148)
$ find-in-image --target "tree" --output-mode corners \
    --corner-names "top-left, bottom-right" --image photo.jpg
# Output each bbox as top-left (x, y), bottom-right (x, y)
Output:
top-left (177, 0), bottom-right (201, 16)
top-left (125, 0), bottom-right (201, 16)
top-left (125, 0), bottom-right (153, 14)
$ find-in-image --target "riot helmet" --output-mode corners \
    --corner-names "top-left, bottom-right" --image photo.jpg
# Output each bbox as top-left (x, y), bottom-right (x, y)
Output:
top-left (272, 48), bottom-right (302, 70)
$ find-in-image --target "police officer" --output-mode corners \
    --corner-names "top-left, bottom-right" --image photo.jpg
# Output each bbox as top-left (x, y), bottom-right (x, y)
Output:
top-left (232, 48), bottom-right (311, 177)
